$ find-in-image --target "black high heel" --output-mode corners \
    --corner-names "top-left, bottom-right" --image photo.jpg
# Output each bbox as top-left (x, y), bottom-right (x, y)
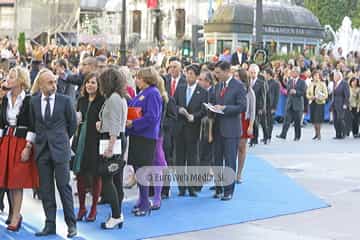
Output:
top-left (312, 135), bottom-right (318, 140)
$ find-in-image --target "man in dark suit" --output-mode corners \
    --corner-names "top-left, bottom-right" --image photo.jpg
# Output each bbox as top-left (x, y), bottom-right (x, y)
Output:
top-left (29, 69), bottom-right (77, 238)
top-left (249, 64), bottom-right (268, 145)
top-left (277, 67), bottom-right (307, 141)
top-left (211, 61), bottom-right (247, 201)
top-left (161, 59), bottom-right (187, 198)
top-left (264, 68), bottom-right (280, 141)
top-left (174, 64), bottom-right (208, 197)
top-left (332, 71), bottom-right (350, 139)
top-left (231, 47), bottom-right (248, 66)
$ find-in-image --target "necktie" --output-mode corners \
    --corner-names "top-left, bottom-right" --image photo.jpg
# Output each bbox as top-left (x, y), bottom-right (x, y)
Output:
top-left (186, 87), bottom-right (192, 106)
top-left (45, 97), bottom-right (51, 122)
top-left (171, 79), bottom-right (176, 97)
top-left (220, 82), bottom-right (227, 97)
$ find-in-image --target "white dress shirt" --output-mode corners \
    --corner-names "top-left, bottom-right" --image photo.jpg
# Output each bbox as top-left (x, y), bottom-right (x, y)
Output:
top-left (41, 93), bottom-right (56, 119)
top-left (6, 90), bottom-right (26, 126)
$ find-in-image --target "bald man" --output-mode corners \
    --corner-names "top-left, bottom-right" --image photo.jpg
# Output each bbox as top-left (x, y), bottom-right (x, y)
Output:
top-left (29, 69), bottom-right (77, 238)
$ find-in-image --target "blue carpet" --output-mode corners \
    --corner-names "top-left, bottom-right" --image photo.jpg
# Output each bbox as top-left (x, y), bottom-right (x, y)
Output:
top-left (0, 155), bottom-right (329, 240)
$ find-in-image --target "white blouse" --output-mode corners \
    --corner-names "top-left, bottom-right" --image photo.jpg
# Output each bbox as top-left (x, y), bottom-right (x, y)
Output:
top-left (6, 90), bottom-right (26, 126)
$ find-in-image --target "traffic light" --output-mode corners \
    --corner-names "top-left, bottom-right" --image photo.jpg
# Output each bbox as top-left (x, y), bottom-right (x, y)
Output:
top-left (192, 25), bottom-right (204, 60)
top-left (182, 40), bottom-right (191, 57)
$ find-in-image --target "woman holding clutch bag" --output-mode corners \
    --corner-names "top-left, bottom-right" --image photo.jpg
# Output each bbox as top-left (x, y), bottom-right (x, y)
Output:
top-left (97, 68), bottom-right (128, 229)
top-left (306, 70), bottom-right (328, 140)
top-left (126, 67), bottom-right (162, 216)
top-left (73, 72), bottom-right (105, 222)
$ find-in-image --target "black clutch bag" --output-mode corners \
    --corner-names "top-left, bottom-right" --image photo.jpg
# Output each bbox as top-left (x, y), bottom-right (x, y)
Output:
top-left (98, 155), bottom-right (126, 176)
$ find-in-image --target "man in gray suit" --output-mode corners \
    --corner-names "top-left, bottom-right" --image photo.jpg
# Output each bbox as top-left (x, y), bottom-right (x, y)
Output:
top-left (29, 69), bottom-right (77, 238)
top-left (277, 67), bottom-right (307, 141)
top-left (211, 61), bottom-right (247, 201)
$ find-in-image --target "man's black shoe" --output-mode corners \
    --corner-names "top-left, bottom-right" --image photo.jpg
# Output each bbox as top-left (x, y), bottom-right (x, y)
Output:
top-left (35, 225), bottom-right (56, 237)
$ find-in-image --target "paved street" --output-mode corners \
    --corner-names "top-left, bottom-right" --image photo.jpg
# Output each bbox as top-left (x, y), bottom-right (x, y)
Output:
top-left (2, 123), bottom-right (359, 240)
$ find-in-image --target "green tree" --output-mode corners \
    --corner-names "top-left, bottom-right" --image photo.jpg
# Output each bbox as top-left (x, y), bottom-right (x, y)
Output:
top-left (304, 0), bottom-right (360, 30)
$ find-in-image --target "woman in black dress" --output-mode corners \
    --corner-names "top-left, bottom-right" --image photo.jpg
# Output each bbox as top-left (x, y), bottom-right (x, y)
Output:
top-left (73, 72), bottom-right (105, 222)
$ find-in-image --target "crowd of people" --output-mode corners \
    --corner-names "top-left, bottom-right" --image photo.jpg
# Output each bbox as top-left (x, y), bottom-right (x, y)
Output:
top-left (0, 35), bottom-right (360, 237)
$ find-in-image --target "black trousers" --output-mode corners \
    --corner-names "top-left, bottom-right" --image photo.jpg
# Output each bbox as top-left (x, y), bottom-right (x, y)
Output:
top-left (37, 149), bottom-right (76, 228)
top-left (267, 111), bottom-right (275, 140)
top-left (161, 130), bottom-right (175, 196)
top-left (0, 189), bottom-right (11, 213)
top-left (214, 136), bottom-right (239, 196)
top-left (175, 126), bottom-right (199, 193)
top-left (101, 164), bottom-right (124, 218)
top-left (198, 138), bottom-right (214, 188)
top-left (280, 108), bottom-right (302, 139)
top-left (253, 112), bottom-right (268, 142)
top-left (351, 108), bottom-right (359, 136)
top-left (333, 108), bottom-right (346, 138)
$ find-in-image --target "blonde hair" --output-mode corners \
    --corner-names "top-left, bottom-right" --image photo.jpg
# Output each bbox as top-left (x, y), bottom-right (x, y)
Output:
top-left (156, 75), bottom-right (168, 103)
top-left (136, 67), bottom-right (159, 86)
top-left (9, 66), bottom-right (31, 91)
top-left (31, 68), bottom-right (53, 94)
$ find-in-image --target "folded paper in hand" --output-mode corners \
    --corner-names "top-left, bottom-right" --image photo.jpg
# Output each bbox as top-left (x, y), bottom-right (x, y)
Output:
top-left (203, 103), bottom-right (224, 114)
top-left (99, 139), bottom-right (122, 155)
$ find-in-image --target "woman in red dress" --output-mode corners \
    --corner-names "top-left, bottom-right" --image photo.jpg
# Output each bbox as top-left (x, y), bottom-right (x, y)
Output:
top-left (234, 68), bottom-right (256, 184)
top-left (0, 66), bottom-right (39, 231)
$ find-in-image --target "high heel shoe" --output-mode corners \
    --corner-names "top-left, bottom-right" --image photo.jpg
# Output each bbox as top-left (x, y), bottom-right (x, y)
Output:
top-left (7, 215), bottom-right (22, 232)
top-left (131, 205), bottom-right (139, 214)
top-left (76, 208), bottom-right (87, 221)
top-left (312, 135), bottom-right (318, 140)
top-left (86, 208), bottom-right (97, 222)
top-left (101, 214), bottom-right (124, 229)
top-left (134, 208), bottom-right (151, 216)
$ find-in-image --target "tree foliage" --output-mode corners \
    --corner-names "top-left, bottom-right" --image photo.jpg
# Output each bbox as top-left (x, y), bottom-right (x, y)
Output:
top-left (304, 0), bottom-right (360, 30)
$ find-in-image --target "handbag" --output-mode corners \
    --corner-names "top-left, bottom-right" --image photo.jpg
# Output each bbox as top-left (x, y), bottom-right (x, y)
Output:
top-left (98, 155), bottom-right (125, 176)
top-left (98, 133), bottom-right (127, 176)
top-left (127, 107), bottom-right (142, 120)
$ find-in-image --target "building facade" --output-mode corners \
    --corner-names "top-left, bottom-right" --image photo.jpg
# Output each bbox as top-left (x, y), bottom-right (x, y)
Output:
top-left (204, 1), bottom-right (324, 59)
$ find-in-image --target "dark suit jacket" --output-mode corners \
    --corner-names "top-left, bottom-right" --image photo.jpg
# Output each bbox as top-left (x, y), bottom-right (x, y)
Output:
top-left (332, 80), bottom-right (350, 113)
top-left (29, 93), bottom-right (77, 162)
top-left (57, 71), bottom-right (76, 105)
top-left (252, 76), bottom-right (266, 113)
top-left (286, 78), bottom-right (307, 112)
top-left (210, 78), bottom-right (247, 138)
top-left (174, 84), bottom-right (208, 137)
top-left (164, 74), bottom-right (187, 97)
top-left (268, 79), bottom-right (280, 111)
top-left (231, 52), bottom-right (247, 66)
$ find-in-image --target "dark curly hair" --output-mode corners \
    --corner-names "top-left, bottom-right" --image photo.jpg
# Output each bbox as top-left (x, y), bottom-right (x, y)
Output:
top-left (99, 68), bottom-right (127, 98)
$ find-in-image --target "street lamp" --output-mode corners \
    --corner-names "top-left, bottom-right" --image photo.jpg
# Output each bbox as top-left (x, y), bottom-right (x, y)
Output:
top-left (255, 0), bottom-right (263, 49)
top-left (120, 0), bottom-right (127, 66)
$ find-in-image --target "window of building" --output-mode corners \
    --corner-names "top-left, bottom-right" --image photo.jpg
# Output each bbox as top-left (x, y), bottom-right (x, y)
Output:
top-left (0, 6), bottom-right (15, 29)
top-left (132, 10), bottom-right (141, 36)
top-left (217, 40), bottom-right (232, 54)
top-left (175, 9), bottom-right (185, 39)
top-left (279, 43), bottom-right (290, 54)
top-left (293, 44), bottom-right (304, 54)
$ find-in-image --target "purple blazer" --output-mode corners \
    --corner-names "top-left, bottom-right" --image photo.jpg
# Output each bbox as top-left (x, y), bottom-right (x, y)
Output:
top-left (127, 86), bottom-right (162, 140)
